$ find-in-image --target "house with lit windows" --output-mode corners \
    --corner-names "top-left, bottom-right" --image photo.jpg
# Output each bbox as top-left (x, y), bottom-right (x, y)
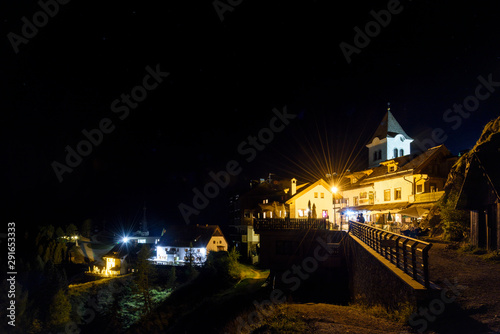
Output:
top-left (98, 242), bottom-right (139, 276)
top-left (229, 175), bottom-right (339, 261)
top-left (155, 224), bottom-right (228, 265)
top-left (285, 178), bottom-right (336, 224)
top-left (340, 109), bottom-right (457, 230)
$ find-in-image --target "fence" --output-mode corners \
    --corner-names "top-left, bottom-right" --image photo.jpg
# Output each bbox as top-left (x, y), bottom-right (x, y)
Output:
top-left (348, 221), bottom-right (432, 288)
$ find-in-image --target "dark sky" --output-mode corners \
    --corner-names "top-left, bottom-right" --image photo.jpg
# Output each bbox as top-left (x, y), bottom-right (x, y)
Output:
top-left (2, 0), bottom-right (500, 231)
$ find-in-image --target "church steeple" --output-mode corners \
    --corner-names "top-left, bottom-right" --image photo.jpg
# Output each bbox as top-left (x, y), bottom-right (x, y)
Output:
top-left (138, 202), bottom-right (149, 236)
top-left (366, 104), bottom-right (413, 167)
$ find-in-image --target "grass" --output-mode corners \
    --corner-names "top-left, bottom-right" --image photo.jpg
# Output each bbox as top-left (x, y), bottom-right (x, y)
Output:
top-left (223, 304), bottom-right (310, 334)
top-left (457, 243), bottom-right (500, 263)
top-left (349, 299), bottom-right (415, 325)
top-left (253, 304), bottom-right (309, 333)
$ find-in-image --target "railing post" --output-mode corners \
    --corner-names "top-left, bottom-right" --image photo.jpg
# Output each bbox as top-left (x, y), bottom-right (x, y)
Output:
top-left (395, 236), bottom-right (401, 267)
top-left (411, 242), bottom-right (418, 281)
top-left (422, 244), bottom-right (431, 288)
top-left (402, 239), bottom-right (409, 274)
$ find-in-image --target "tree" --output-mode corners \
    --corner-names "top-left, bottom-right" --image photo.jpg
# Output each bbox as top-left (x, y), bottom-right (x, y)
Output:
top-left (48, 289), bottom-right (71, 327)
top-left (135, 245), bottom-right (155, 314)
top-left (167, 266), bottom-right (177, 289)
top-left (55, 227), bottom-right (65, 239)
top-left (65, 223), bottom-right (78, 236)
top-left (81, 219), bottom-right (92, 238)
top-left (438, 192), bottom-right (469, 241)
top-left (228, 248), bottom-right (242, 280)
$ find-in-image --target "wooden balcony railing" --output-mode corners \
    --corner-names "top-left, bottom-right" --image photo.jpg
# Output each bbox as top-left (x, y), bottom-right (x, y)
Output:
top-left (348, 221), bottom-right (432, 288)
top-left (409, 191), bottom-right (445, 203)
top-left (254, 218), bottom-right (328, 231)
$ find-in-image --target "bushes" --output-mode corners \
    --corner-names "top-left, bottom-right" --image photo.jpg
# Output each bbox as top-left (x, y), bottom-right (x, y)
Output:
top-left (438, 192), bottom-right (469, 241)
top-left (203, 249), bottom-right (242, 287)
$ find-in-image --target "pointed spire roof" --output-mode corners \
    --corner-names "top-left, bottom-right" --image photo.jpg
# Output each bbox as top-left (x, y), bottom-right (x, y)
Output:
top-left (370, 106), bottom-right (412, 142)
top-left (141, 203), bottom-right (148, 233)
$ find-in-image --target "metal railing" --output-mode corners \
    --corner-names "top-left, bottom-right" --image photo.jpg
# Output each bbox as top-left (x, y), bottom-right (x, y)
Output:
top-left (348, 221), bottom-right (432, 288)
top-left (254, 218), bottom-right (328, 231)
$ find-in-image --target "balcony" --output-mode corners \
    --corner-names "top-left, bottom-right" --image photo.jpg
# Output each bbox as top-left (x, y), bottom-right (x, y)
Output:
top-left (254, 218), bottom-right (328, 231)
top-left (409, 191), bottom-right (445, 203)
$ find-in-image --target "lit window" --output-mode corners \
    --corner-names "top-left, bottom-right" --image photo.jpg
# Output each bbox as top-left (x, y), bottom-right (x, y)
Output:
top-left (360, 192), bottom-right (367, 199)
top-left (138, 239), bottom-right (146, 244)
top-left (298, 209), bottom-right (305, 217)
top-left (314, 192), bottom-right (318, 198)
top-left (395, 188), bottom-right (402, 200)
top-left (384, 189), bottom-right (391, 201)
top-left (322, 210), bottom-right (328, 218)
top-left (320, 193), bottom-right (324, 198)
top-left (416, 184), bottom-right (423, 193)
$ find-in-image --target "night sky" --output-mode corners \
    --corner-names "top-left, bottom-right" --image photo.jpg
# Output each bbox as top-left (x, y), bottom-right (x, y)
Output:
top-left (2, 0), bottom-right (500, 232)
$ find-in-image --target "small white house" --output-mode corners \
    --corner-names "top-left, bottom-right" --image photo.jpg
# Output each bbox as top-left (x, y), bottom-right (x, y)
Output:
top-left (155, 225), bottom-right (228, 265)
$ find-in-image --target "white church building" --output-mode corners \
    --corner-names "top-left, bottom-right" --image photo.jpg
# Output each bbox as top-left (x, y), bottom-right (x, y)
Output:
top-left (339, 107), bottom-right (457, 230)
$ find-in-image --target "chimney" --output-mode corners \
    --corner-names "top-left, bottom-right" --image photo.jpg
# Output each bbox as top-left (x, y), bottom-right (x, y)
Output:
top-left (291, 178), bottom-right (297, 196)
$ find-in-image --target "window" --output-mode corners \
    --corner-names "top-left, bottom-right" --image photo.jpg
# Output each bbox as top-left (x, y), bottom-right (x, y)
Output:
top-left (384, 189), bottom-right (391, 201)
top-left (430, 183), bottom-right (437, 192)
top-left (400, 149), bottom-right (404, 157)
top-left (395, 188), bottom-right (402, 200)
top-left (369, 191), bottom-right (374, 204)
top-left (353, 196), bottom-right (359, 206)
top-left (322, 210), bottom-right (328, 218)
top-left (320, 192), bottom-right (324, 198)
top-left (378, 150), bottom-right (382, 160)
top-left (314, 192), bottom-right (318, 198)
top-left (389, 165), bottom-right (396, 172)
top-left (373, 151), bottom-right (378, 161)
top-left (360, 192), bottom-right (367, 199)
top-left (298, 209), bottom-right (305, 217)
top-left (394, 148), bottom-right (398, 158)
top-left (416, 184), bottom-right (423, 193)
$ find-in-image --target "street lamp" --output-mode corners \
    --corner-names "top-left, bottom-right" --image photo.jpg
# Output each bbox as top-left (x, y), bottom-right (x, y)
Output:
top-left (331, 186), bottom-right (338, 231)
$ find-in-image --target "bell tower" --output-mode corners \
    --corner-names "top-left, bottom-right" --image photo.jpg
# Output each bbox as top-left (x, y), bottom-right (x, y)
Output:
top-left (366, 103), bottom-right (413, 167)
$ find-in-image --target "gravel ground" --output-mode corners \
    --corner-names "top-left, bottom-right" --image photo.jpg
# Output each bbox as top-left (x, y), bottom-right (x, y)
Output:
top-left (426, 240), bottom-right (500, 333)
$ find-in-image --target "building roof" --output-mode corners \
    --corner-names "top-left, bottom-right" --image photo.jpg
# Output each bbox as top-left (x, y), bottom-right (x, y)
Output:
top-left (369, 110), bottom-right (413, 142)
top-left (103, 243), bottom-right (139, 259)
top-left (456, 132), bottom-right (500, 209)
top-left (158, 224), bottom-right (225, 248)
top-left (344, 145), bottom-right (450, 189)
top-left (285, 179), bottom-right (333, 203)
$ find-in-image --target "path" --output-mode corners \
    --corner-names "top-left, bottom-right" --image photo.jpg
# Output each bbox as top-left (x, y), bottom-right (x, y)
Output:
top-left (427, 240), bottom-right (500, 333)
